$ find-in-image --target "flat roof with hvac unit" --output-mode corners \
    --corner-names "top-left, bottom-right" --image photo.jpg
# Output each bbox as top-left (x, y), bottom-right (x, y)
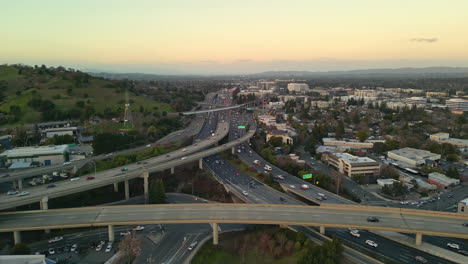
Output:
top-left (1, 145), bottom-right (69, 158)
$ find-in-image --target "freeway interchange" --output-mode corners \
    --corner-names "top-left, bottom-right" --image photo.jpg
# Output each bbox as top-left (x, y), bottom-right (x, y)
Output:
top-left (1, 90), bottom-right (467, 264)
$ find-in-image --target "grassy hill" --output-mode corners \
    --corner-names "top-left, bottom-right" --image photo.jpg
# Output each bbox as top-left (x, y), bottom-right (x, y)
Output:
top-left (0, 64), bottom-right (172, 125)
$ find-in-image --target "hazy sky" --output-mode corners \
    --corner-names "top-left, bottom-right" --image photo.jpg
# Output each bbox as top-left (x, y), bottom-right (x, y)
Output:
top-left (2, 0), bottom-right (468, 74)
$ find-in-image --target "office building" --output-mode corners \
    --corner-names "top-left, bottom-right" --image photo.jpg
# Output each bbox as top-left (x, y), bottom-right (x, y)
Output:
top-left (387, 147), bottom-right (441, 166)
top-left (428, 172), bottom-right (460, 188)
top-left (446, 98), bottom-right (468, 113)
top-left (1, 145), bottom-right (69, 167)
top-left (287, 83), bottom-right (309, 92)
top-left (325, 153), bottom-right (380, 177)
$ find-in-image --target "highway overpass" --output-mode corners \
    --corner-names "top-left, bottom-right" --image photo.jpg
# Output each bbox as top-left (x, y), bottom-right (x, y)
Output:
top-left (0, 121), bottom-right (229, 186)
top-left (181, 104), bottom-right (246, 115)
top-left (0, 123), bottom-right (256, 211)
top-left (2, 203), bottom-right (467, 245)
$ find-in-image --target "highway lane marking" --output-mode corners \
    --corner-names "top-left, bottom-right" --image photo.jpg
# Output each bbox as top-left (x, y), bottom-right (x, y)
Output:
top-left (67, 216), bottom-right (77, 219)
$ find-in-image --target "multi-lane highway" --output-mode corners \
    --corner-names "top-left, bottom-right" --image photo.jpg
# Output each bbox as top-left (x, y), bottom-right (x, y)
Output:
top-left (0, 121), bottom-right (256, 210)
top-left (1, 204), bottom-right (466, 238)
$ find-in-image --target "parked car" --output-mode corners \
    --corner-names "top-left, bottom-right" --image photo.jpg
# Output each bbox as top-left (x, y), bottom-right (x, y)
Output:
top-left (48, 248), bottom-right (55, 255)
top-left (96, 244), bottom-right (104, 251)
top-left (105, 243), bottom-right (112, 253)
top-left (70, 244), bottom-right (78, 252)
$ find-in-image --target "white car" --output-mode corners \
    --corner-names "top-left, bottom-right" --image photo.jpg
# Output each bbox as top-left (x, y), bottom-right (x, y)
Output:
top-left (105, 243), bottom-right (112, 253)
top-left (63, 162), bottom-right (71, 165)
top-left (70, 177), bottom-right (80, 181)
top-left (317, 193), bottom-right (325, 197)
top-left (48, 248), bottom-right (55, 255)
top-left (365, 240), bottom-right (378, 248)
top-left (7, 190), bottom-right (18, 195)
top-left (350, 231), bottom-right (360, 237)
top-left (348, 228), bottom-right (359, 233)
top-left (146, 144), bottom-right (151, 147)
top-left (447, 243), bottom-right (460, 249)
top-left (188, 241), bottom-right (198, 251)
top-left (48, 236), bottom-right (63, 243)
top-left (120, 231), bottom-right (131, 236)
top-left (242, 191), bottom-right (248, 196)
top-left (70, 244), bottom-right (78, 252)
top-left (96, 244), bottom-right (104, 251)
top-left (289, 185), bottom-right (295, 189)
top-left (133, 226), bottom-right (145, 231)
top-left (17, 191), bottom-right (30, 197)
top-left (182, 148), bottom-right (187, 152)
top-left (181, 157), bottom-right (187, 160)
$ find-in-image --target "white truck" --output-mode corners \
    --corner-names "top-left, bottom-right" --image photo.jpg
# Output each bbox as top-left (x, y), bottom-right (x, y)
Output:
top-left (253, 160), bottom-right (261, 166)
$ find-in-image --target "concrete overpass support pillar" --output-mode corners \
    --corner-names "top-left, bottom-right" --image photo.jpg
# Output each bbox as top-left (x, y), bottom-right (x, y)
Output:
top-left (170, 167), bottom-right (175, 174)
top-left (13, 231), bottom-right (21, 244)
top-left (40, 197), bottom-right (49, 210)
top-left (12, 180), bottom-right (17, 190)
top-left (415, 233), bottom-right (422, 246)
top-left (319, 226), bottom-right (325, 235)
top-left (124, 180), bottom-right (130, 200)
top-left (213, 223), bottom-right (219, 245)
top-left (40, 197), bottom-right (50, 233)
top-left (143, 172), bottom-right (149, 203)
top-left (199, 159), bottom-right (203, 169)
top-left (108, 225), bottom-right (115, 242)
top-left (113, 182), bottom-right (119, 192)
top-left (17, 179), bottom-right (23, 190)
top-left (231, 147), bottom-right (235, 155)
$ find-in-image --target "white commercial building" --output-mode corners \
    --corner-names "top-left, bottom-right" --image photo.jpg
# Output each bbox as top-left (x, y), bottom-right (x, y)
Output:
top-left (325, 153), bottom-right (380, 177)
top-left (257, 115), bottom-right (276, 126)
top-left (1, 145), bottom-right (69, 166)
top-left (458, 198), bottom-right (468, 214)
top-left (44, 127), bottom-right (78, 139)
top-left (387, 147), bottom-right (441, 167)
top-left (287, 83), bottom-right (309, 92)
top-left (429, 133), bottom-right (468, 154)
top-left (446, 98), bottom-right (468, 113)
top-left (322, 138), bottom-right (374, 150)
top-left (406, 97), bottom-right (427, 106)
top-left (428, 172), bottom-right (460, 188)
top-left (354, 89), bottom-right (377, 97)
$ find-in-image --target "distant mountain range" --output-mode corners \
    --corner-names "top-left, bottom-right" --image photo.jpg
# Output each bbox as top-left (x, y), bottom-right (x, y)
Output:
top-left (88, 67), bottom-right (468, 80)
top-left (249, 67), bottom-right (468, 78)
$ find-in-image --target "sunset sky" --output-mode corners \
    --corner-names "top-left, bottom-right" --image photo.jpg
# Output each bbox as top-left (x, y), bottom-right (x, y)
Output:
top-left (1, 0), bottom-right (468, 74)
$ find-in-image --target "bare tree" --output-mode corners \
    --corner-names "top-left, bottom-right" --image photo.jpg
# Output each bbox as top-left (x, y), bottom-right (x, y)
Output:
top-left (113, 233), bottom-right (142, 264)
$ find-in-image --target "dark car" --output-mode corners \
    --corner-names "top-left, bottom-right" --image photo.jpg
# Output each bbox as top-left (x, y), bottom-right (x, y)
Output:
top-left (46, 184), bottom-right (56, 188)
top-left (463, 223), bottom-right (468, 227)
top-left (279, 197), bottom-right (287, 202)
top-left (447, 194), bottom-right (453, 198)
top-left (367, 217), bottom-right (379, 222)
top-left (121, 168), bottom-right (128, 172)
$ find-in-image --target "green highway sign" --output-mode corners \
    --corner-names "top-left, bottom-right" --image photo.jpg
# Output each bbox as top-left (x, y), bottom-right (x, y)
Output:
top-left (246, 108), bottom-right (251, 110)
top-left (302, 174), bottom-right (312, 179)
top-left (237, 126), bottom-right (246, 129)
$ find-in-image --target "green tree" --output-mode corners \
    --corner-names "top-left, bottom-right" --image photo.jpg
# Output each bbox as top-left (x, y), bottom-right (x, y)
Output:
top-left (335, 120), bottom-right (345, 139)
top-left (149, 179), bottom-right (166, 204)
top-left (355, 130), bottom-right (368, 142)
top-left (11, 243), bottom-right (31, 255)
top-left (380, 165), bottom-right (400, 180)
top-left (446, 153), bottom-right (459, 162)
top-left (446, 167), bottom-right (460, 179)
top-left (268, 136), bottom-right (283, 147)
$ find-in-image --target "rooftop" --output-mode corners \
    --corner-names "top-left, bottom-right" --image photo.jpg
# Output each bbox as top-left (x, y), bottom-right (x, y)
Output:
top-left (388, 147), bottom-right (440, 160)
top-left (1, 145), bottom-right (69, 157)
top-left (460, 198), bottom-right (468, 205)
top-left (334, 153), bottom-right (377, 164)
